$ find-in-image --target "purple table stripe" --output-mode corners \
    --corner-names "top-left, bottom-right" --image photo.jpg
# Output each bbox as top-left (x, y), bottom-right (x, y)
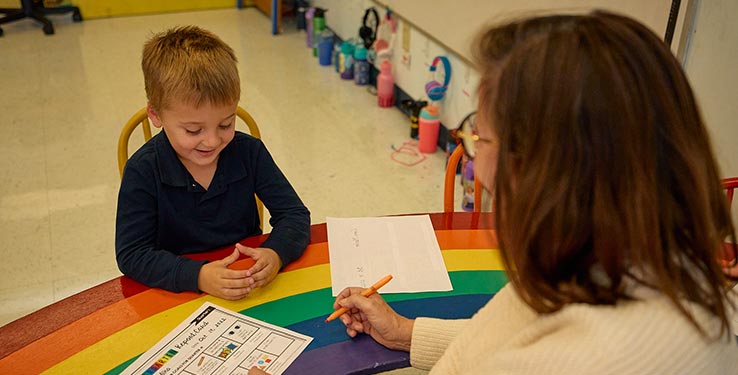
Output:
top-left (284, 335), bottom-right (410, 375)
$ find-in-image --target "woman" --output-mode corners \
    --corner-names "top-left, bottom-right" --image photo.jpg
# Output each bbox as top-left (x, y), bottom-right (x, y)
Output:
top-left (331, 11), bottom-right (738, 374)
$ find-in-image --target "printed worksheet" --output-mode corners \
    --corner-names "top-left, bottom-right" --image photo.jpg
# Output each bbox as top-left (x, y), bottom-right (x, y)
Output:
top-left (327, 215), bottom-right (453, 296)
top-left (121, 302), bottom-right (312, 375)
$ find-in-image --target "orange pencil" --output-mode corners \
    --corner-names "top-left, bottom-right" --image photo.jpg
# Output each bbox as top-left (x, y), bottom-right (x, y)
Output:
top-left (325, 274), bottom-right (393, 323)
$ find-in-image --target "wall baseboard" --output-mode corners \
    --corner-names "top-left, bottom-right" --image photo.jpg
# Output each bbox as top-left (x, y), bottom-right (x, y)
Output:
top-left (70, 1), bottom-right (234, 19)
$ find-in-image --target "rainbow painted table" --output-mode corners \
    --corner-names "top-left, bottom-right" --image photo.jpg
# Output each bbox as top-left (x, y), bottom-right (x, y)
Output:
top-left (0, 212), bottom-right (505, 374)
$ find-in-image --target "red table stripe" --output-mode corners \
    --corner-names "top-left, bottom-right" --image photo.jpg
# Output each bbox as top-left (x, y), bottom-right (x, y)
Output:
top-left (0, 212), bottom-right (496, 371)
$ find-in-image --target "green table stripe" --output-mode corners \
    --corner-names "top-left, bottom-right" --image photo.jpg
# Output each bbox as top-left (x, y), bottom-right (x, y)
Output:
top-left (104, 270), bottom-right (507, 374)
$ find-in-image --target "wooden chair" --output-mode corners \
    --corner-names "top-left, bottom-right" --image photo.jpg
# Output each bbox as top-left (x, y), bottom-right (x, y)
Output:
top-left (444, 145), bottom-right (482, 212)
top-left (722, 177), bottom-right (738, 275)
top-left (118, 106), bottom-right (264, 223)
top-left (723, 177), bottom-right (738, 207)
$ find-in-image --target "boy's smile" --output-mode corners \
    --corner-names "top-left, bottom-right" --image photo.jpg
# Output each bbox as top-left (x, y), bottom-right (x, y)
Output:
top-left (148, 100), bottom-right (237, 173)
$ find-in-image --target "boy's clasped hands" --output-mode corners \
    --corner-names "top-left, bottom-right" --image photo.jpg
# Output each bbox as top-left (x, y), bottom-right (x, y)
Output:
top-left (198, 244), bottom-right (282, 300)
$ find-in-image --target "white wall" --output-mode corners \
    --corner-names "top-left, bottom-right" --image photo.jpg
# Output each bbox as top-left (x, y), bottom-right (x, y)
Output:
top-left (312, 0), bottom-right (478, 131)
top-left (682, 0), bottom-right (738, 180)
top-left (373, 0), bottom-right (686, 62)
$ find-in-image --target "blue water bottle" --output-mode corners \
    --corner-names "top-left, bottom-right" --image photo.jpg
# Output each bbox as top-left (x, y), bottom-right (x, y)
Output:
top-left (318, 30), bottom-right (334, 66)
top-left (353, 45), bottom-right (369, 85)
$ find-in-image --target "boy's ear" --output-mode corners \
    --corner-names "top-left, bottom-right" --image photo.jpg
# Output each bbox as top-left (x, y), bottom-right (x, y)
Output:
top-left (146, 102), bottom-right (163, 128)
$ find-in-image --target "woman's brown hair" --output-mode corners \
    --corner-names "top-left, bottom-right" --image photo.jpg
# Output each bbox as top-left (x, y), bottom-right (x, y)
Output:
top-left (474, 11), bottom-right (736, 337)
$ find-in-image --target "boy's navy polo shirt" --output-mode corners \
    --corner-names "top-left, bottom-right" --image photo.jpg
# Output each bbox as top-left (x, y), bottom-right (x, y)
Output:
top-left (115, 131), bottom-right (310, 293)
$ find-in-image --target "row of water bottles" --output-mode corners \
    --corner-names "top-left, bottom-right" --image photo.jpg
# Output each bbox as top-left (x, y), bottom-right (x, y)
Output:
top-left (312, 31), bottom-right (394, 108)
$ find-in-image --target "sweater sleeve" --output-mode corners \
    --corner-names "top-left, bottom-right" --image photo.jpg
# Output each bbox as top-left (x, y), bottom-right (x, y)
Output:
top-left (411, 318), bottom-right (469, 370)
top-left (424, 283), bottom-right (738, 374)
top-left (252, 141), bottom-right (311, 267)
top-left (115, 158), bottom-right (206, 293)
top-left (411, 283), bottom-right (538, 373)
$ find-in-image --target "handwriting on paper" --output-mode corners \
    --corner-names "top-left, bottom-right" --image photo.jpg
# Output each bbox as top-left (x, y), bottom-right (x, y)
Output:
top-left (351, 228), bottom-right (360, 248)
top-left (327, 215), bottom-right (453, 296)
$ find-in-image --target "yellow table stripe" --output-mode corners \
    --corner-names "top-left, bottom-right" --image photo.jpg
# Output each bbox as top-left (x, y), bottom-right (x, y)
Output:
top-left (44, 265), bottom-right (331, 374)
top-left (44, 249), bottom-right (501, 374)
top-left (442, 248), bottom-right (504, 271)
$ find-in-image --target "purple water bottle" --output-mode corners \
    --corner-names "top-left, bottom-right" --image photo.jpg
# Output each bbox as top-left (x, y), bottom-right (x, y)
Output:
top-left (305, 8), bottom-right (315, 48)
top-left (461, 159), bottom-right (475, 211)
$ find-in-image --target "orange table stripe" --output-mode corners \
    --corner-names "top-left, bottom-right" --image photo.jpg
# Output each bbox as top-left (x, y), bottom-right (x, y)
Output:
top-left (436, 229), bottom-right (497, 249)
top-left (0, 228), bottom-right (497, 374)
top-left (283, 242), bottom-right (328, 271)
top-left (0, 289), bottom-right (200, 374)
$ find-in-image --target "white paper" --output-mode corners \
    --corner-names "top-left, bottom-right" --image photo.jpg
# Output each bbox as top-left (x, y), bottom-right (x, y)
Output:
top-left (327, 215), bottom-right (453, 296)
top-left (120, 302), bottom-right (312, 375)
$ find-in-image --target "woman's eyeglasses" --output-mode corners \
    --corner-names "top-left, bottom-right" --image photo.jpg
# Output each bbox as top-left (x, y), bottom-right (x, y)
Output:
top-left (454, 111), bottom-right (494, 159)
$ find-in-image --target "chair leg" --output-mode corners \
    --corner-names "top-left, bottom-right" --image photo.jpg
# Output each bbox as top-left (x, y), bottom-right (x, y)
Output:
top-left (0, 1), bottom-right (82, 36)
top-left (40, 6), bottom-right (83, 22)
top-left (0, 8), bottom-right (23, 14)
top-left (0, 10), bottom-right (25, 25)
top-left (0, 11), bottom-right (22, 36)
top-left (29, 10), bottom-right (54, 35)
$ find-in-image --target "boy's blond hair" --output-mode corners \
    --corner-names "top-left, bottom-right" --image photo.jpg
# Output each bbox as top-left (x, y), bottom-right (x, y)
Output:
top-left (142, 26), bottom-right (240, 111)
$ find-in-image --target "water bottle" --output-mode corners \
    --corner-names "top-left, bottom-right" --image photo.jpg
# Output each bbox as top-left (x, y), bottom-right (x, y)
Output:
top-left (312, 8), bottom-right (326, 57)
top-left (339, 41), bottom-right (355, 80)
top-left (333, 41), bottom-right (341, 73)
top-left (318, 30), bottom-right (334, 66)
top-left (296, 0), bottom-right (308, 30)
top-left (461, 159), bottom-right (475, 211)
top-left (446, 130), bottom-right (461, 173)
top-left (305, 8), bottom-right (315, 48)
top-left (353, 45), bottom-right (369, 85)
top-left (401, 99), bottom-right (428, 139)
top-left (377, 60), bottom-right (394, 107)
top-left (418, 105), bottom-right (440, 153)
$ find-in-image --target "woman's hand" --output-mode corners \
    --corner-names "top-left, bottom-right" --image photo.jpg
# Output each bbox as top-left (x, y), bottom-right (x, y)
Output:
top-left (333, 287), bottom-right (414, 351)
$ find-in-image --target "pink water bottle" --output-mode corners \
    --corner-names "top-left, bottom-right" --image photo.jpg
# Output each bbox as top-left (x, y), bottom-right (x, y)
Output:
top-left (377, 60), bottom-right (394, 107)
top-left (418, 105), bottom-right (440, 153)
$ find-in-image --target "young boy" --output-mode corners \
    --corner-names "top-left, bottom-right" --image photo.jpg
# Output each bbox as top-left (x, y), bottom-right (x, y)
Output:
top-left (115, 26), bottom-right (310, 300)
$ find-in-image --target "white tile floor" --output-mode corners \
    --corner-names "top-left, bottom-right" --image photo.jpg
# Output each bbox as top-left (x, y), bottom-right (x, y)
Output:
top-left (0, 8), bottom-right (455, 327)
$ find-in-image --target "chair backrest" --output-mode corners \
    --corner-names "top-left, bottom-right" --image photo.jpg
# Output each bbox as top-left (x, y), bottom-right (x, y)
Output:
top-left (722, 177), bottom-right (738, 267)
top-left (724, 177), bottom-right (738, 207)
top-left (118, 106), bottom-right (264, 224)
top-left (444, 145), bottom-right (482, 212)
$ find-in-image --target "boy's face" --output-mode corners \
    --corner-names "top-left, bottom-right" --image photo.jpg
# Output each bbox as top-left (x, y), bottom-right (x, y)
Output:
top-left (148, 99), bottom-right (237, 171)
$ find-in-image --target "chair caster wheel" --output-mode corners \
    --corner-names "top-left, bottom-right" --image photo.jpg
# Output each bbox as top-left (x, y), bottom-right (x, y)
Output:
top-left (73, 10), bottom-right (82, 22)
top-left (43, 23), bottom-right (54, 35)
top-left (0, 27), bottom-right (4, 37)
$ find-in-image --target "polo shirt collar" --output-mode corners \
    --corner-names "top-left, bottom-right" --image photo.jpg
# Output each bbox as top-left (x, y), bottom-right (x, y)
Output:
top-left (155, 131), bottom-right (189, 187)
top-left (154, 131), bottom-right (249, 188)
top-left (217, 135), bottom-right (249, 185)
